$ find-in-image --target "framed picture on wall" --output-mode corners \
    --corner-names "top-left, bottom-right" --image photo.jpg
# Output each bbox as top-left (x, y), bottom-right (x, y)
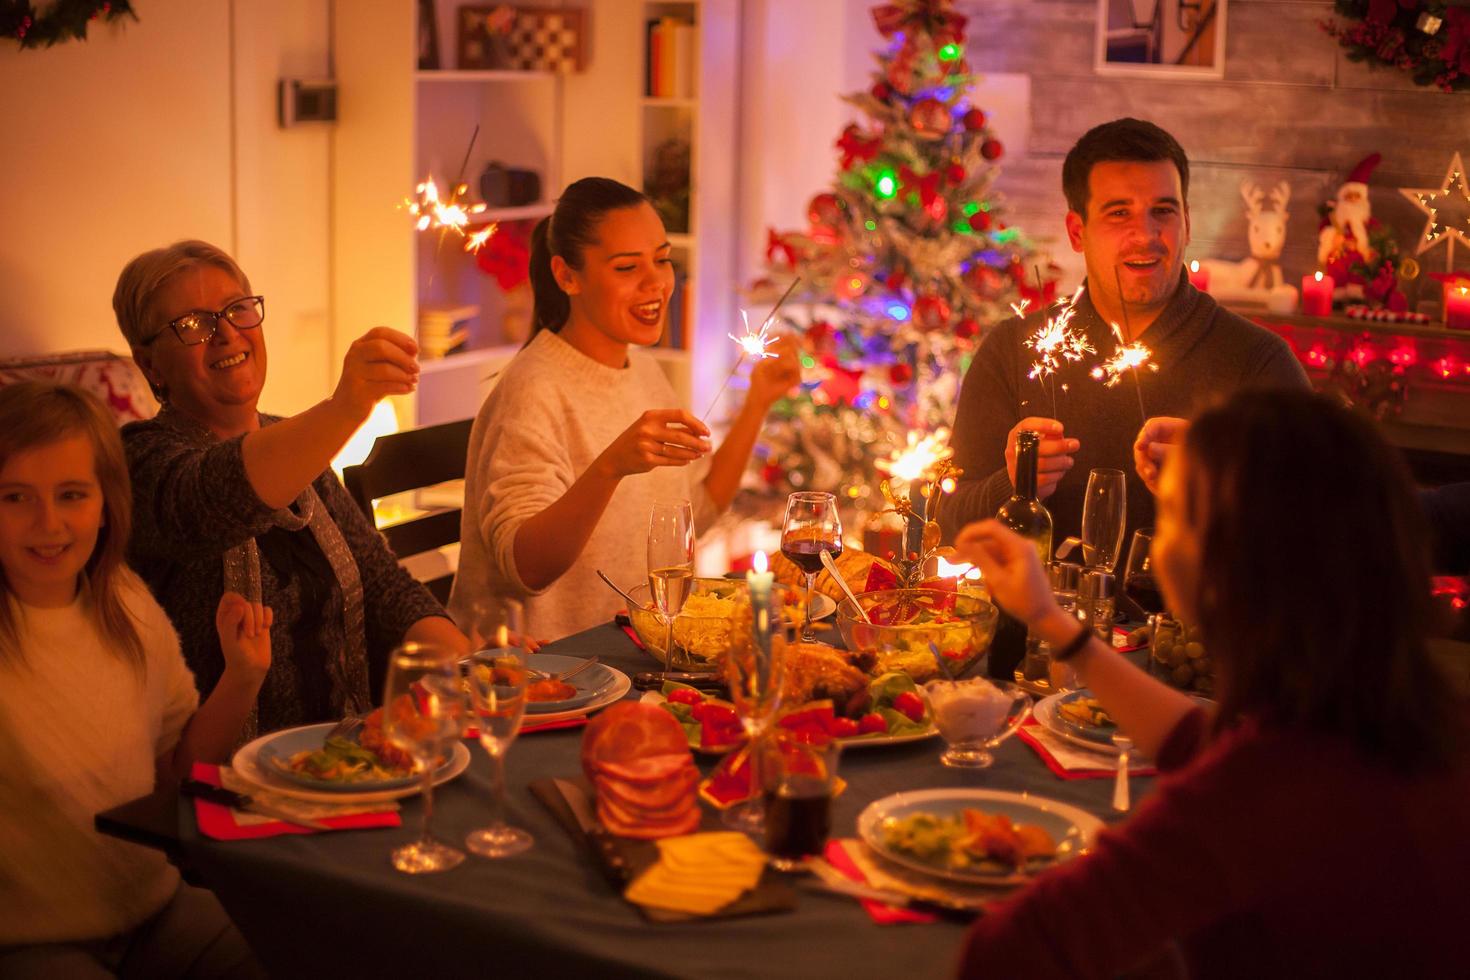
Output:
top-left (1095, 0), bottom-right (1227, 79)
top-left (457, 5), bottom-right (586, 72)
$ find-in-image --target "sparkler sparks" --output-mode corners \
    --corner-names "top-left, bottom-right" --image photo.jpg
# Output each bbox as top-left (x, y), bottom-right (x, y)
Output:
top-left (1089, 342), bottom-right (1156, 387)
top-left (876, 428), bottom-right (954, 485)
top-left (728, 308), bottom-right (781, 360)
top-left (402, 176), bottom-right (495, 253)
top-left (1025, 300), bottom-right (1094, 382)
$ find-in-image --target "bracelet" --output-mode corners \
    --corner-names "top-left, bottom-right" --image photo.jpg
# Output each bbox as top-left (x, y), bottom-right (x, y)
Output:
top-left (1051, 623), bottom-right (1094, 664)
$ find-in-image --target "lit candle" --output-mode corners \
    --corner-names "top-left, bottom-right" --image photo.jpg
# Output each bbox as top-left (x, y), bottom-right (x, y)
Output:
top-left (1446, 284), bottom-right (1470, 331)
top-left (1301, 271), bottom-right (1335, 317)
top-left (1188, 260), bottom-right (1210, 292)
top-left (746, 550), bottom-right (775, 649)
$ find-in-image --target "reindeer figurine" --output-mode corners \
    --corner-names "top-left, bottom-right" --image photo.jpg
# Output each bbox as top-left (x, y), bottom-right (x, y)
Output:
top-left (1201, 179), bottom-right (1291, 299)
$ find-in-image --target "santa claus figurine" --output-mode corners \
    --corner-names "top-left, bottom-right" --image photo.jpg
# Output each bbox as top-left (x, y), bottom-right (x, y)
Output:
top-left (1318, 153), bottom-right (1379, 267)
top-left (1316, 152), bottom-right (1407, 312)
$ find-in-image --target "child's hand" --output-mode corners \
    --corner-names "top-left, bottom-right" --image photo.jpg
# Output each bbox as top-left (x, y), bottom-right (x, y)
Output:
top-left (216, 591), bottom-right (273, 680)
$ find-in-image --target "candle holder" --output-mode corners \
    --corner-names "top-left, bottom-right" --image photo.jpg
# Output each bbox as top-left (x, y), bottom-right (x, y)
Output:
top-left (868, 458), bottom-right (964, 588)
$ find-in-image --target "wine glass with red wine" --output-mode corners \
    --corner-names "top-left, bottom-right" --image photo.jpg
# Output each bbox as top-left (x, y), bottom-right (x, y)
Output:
top-left (780, 492), bottom-right (842, 643)
top-left (1122, 528), bottom-right (1168, 653)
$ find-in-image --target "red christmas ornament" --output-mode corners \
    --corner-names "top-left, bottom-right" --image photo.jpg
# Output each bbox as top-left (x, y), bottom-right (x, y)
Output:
top-left (955, 317), bottom-right (981, 340)
top-left (963, 108), bottom-right (987, 131)
top-left (761, 462), bottom-right (784, 486)
top-left (909, 98), bottom-right (950, 138)
top-left (924, 193), bottom-right (949, 223)
top-left (1008, 261), bottom-right (1027, 282)
top-left (968, 210), bottom-right (992, 232)
top-left (913, 293), bottom-right (952, 332)
top-left (807, 192), bottom-right (844, 231)
top-left (871, 81), bottom-right (891, 101)
top-left (946, 162), bottom-right (967, 186)
top-left (836, 124), bottom-right (882, 170)
top-left (981, 138), bottom-right (1004, 161)
top-left (889, 363), bottom-right (913, 384)
top-left (807, 319), bottom-right (832, 345)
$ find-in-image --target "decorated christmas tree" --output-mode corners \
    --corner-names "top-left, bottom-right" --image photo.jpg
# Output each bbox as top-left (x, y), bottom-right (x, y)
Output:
top-left (745, 0), bottom-right (1054, 525)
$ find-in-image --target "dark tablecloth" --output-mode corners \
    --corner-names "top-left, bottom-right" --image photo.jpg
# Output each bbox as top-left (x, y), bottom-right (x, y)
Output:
top-left (180, 622), bottom-right (1151, 980)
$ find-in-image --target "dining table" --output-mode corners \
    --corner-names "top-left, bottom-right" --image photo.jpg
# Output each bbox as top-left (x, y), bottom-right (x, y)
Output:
top-left (97, 619), bottom-right (1157, 980)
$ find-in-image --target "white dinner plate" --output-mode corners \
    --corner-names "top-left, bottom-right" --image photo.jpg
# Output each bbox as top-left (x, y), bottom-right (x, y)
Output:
top-left (231, 723), bottom-right (471, 805)
top-left (857, 787), bottom-right (1103, 886)
top-left (1035, 691), bottom-right (1123, 756)
top-left (513, 660), bottom-right (632, 725)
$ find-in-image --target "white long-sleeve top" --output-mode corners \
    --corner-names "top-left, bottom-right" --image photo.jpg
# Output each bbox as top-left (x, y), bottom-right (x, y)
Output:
top-left (449, 330), bottom-right (716, 642)
top-left (0, 573), bottom-right (198, 944)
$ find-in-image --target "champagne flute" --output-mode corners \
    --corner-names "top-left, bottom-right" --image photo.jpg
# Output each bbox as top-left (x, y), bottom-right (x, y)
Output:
top-left (1081, 468), bottom-right (1127, 572)
top-left (722, 594), bottom-right (786, 833)
top-left (648, 499), bottom-right (695, 679)
top-left (463, 617), bottom-right (533, 859)
top-left (382, 642), bottom-right (465, 874)
top-left (780, 492), bottom-right (842, 642)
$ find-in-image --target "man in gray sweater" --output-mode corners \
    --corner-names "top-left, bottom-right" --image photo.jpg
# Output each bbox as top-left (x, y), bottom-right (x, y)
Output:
top-left (942, 118), bottom-right (1309, 550)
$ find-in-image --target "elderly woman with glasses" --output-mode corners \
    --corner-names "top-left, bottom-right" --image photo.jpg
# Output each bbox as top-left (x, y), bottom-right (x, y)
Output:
top-left (115, 240), bottom-right (468, 739)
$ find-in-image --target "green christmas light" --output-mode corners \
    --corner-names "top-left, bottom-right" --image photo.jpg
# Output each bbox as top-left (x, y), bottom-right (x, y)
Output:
top-left (800, 355), bottom-right (817, 370)
top-left (865, 219), bottom-right (877, 231)
top-left (962, 202), bottom-right (980, 216)
top-left (874, 168), bottom-right (899, 200)
top-left (994, 228), bottom-right (1019, 243)
top-left (952, 221), bottom-right (971, 234)
top-left (939, 43), bottom-right (961, 62)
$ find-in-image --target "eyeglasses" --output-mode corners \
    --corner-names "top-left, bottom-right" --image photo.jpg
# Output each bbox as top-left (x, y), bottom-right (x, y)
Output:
top-left (148, 296), bottom-right (265, 346)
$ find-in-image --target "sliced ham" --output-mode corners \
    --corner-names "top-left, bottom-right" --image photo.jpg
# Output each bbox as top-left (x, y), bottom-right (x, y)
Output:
top-left (580, 702), bottom-right (701, 839)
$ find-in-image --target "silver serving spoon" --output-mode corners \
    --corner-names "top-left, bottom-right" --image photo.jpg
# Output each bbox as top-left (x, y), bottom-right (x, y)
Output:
top-left (1111, 732), bottom-right (1134, 812)
top-left (596, 569), bottom-right (649, 611)
top-left (820, 548), bottom-right (871, 624)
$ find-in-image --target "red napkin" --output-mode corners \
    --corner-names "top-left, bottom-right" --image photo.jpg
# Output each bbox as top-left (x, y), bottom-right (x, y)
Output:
top-left (464, 717), bottom-right (589, 739)
top-left (620, 621), bottom-right (645, 650)
top-left (1017, 718), bottom-right (1157, 781)
top-left (189, 763), bottom-right (401, 841)
top-left (823, 840), bottom-right (936, 925)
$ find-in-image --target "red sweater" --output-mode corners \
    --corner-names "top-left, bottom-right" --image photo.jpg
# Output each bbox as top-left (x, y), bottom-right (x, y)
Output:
top-left (959, 710), bottom-right (1470, 978)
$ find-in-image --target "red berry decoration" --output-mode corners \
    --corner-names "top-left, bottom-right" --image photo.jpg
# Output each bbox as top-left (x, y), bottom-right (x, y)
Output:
top-left (968, 210), bottom-right (992, 232)
top-left (963, 108), bottom-right (987, 131)
top-left (981, 138), bottom-right (1004, 160)
top-left (889, 363), bottom-right (913, 384)
top-left (946, 163), bottom-right (967, 186)
top-left (871, 81), bottom-right (891, 101)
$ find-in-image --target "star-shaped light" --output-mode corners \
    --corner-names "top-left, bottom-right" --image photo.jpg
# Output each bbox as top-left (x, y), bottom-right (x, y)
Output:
top-left (1399, 152), bottom-right (1470, 263)
top-left (728, 308), bottom-right (781, 359)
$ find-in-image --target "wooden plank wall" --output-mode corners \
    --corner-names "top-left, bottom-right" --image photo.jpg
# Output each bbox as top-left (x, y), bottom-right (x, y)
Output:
top-left (961, 0), bottom-right (1470, 302)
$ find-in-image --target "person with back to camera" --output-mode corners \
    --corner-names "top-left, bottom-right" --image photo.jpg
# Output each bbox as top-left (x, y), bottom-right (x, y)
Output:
top-left (114, 240), bottom-right (470, 740)
top-left (950, 387), bottom-right (1468, 979)
top-left (0, 382), bottom-right (267, 978)
top-left (449, 177), bottom-right (802, 641)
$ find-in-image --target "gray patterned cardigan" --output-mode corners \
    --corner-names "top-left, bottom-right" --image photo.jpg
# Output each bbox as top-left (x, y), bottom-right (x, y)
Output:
top-left (122, 409), bottom-right (447, 735)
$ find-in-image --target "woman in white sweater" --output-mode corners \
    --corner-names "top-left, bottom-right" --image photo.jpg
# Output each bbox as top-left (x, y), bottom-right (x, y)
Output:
top-left (450, 178), bottom-right (800, 640)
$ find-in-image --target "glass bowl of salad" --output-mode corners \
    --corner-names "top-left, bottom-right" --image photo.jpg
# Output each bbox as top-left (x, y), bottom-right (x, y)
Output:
top-left (836, 588), bottom-right (998, 681)
top-left (626, 577), bottom-right (750, 670)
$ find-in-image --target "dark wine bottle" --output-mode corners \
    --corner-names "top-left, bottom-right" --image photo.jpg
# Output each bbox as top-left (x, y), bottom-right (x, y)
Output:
top-left (995, 430), bottom-right (1054, 563)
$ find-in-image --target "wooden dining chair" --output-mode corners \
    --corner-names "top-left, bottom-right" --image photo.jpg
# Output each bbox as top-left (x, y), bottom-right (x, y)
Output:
top-left (341, 417), bottom-right (473, 605)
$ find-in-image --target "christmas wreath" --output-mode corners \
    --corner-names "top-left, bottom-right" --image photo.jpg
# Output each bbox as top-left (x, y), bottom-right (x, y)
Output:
top-left (1, 0), bottom-right (135, 50)
top-left (1321, 1), bottom-right (1470, 92)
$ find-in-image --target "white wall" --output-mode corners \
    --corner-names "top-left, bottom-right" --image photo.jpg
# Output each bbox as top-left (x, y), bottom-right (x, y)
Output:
top-left (0, 0), bottom-right (335, 416)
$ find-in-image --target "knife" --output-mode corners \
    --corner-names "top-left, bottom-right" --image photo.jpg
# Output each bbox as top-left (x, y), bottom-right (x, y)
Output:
top-left (632, 671), bottom-right (726, 692)
top-left (804, 858), bottom-right (983, 921)
top-left (551, 777), bottom-right (632, 886)
top-left (179, 778), bottom-right (332, 831)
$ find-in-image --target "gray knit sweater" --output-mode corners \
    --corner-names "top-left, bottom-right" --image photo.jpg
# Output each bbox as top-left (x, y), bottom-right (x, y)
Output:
top-left (122, 409), bottom-right (446, 734)
top-left (941, 275), bottom-right (1310, 546)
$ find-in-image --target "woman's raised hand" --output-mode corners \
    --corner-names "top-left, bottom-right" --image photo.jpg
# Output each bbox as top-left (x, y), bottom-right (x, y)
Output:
top-left (595, 409), bottom-right (712, 478)
top-left (331, 327), bottom-right (421, 422)
top-left (953, 519), bottom-right (1058, 628)
top-left (746, 335), bottom-right (803, 410)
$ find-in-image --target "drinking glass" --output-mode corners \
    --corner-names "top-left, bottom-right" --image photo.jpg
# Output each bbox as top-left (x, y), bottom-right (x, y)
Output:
top-left (1081, 468), bottom-right (1127, 572)
top-left (1122, 528), bottom-right (1165, 617)
top-left (780, 492), bottom-right (842, 642)
top-left (922, 678), bottom-right (1032, 768)
top-left (762, 737), bottom-right (841, 871)
top-left (722, 593), bottom-right (786, 833)
top-left (381, 642), bottom-right (465, 874)
top-left (648, 500), bottom-right (695, 678)
top-left (463, 633), bottom-right (534, 859)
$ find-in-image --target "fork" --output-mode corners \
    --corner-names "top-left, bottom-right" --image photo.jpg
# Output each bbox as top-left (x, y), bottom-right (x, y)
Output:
top-left (326, 714), bottom-right (365, 741)
top-left (529, 656), bottom-right (600, 684)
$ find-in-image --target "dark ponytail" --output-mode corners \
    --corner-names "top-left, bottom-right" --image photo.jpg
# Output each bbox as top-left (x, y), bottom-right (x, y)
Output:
top-left (528, 177), bottom-right (649, 340)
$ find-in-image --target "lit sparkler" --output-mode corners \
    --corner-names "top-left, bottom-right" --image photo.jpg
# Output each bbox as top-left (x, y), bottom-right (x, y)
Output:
top-left (1024, 285), bottom-right (1092, 416)
top-left (700, 277), bottom-right (801, 421)
top-left (876, 428), bottom-right (953, 485)
top-left (1091, 321), bottom-right (1155, 422)
top-left (402, 176), bottom-right (494, 252)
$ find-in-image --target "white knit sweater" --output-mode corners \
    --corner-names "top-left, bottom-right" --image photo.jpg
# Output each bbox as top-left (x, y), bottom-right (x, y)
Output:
top-left (449, 330), bottom-right (716, 641)
top-left (0, 574), bottom-right (198, 944)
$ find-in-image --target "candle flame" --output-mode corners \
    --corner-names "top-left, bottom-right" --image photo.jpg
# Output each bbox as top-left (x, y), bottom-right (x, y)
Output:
top-left (728, 308), bottom-right (781, 359)
top-left (754, 550), bottom-right (768, 574)
top-left (1314, 271), bottom-right (1324, 283)
top-left (402, 175), bottom-right (496, 253)
top-left (935, 555), bottom-right (981, 580)
top-left (1190, 260), bottom-right (1200, 273)
top-left (876, 428), bottom-right (953, 484)
top-left (494, 625), bottom-right (509, 648)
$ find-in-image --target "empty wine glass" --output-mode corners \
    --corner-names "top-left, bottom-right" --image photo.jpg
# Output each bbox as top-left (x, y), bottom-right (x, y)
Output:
top-left (381, 642), bottom-right (465, 874)
top-left (463, 617), bottom-right (533, 859)
top-left (722, 592), bottom-right (786, 833)
top-left (648, 500), bottom-right (695, 678)
top-left (1081, 468), bottom-right (1127, 572)
top-left (780, 492), bottom-right (842, 642)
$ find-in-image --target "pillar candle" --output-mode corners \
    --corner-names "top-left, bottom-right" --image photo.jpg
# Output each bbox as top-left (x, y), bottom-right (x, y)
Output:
top-left (1302, 272), bottom-right (1334, 317)
top-left (1188, 260), bottom-right (1210, 292)
top-left (1446, 285), bottom-right (1470, 331)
